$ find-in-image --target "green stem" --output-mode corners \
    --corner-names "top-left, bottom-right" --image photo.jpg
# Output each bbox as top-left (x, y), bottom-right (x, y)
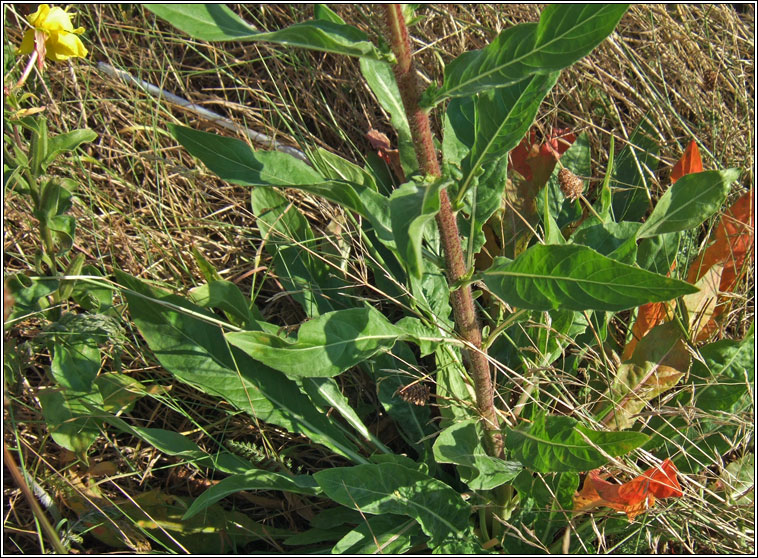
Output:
top-left (383, 4), bottom-right (502, 458)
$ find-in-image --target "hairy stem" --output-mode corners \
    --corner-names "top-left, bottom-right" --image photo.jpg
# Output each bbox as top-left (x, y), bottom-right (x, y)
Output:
top-left (383, 4), bottom-right (502, 457)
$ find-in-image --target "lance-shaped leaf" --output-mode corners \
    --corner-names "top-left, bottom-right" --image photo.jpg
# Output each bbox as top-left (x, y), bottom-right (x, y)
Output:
top-left (314, 462), bottom-right (470, 546)
top-left (506, 413), bottom-right (648, 473)
top-left (169, 124), bottom-right (393, 244)
top-left (389, 178), bottom-right (449, 279)
top-left (145, 4), bottom-right (390, 60)
top-left (421, 5), bottom-right (628, 107)
top-left (598, 321), bottom-right (689, 431)
top-left (116, 271), bottom-right (364, 463)
top-left (183, 470), bottom-right (319, 520)
top-left (226, 306), bottom-right (408, 378)
top-left (458, 71), bottom-right (559, 198)
top-left (480, 244), bottom-right (698, 312)
top-left (637, 169), bottom-right (740, 239)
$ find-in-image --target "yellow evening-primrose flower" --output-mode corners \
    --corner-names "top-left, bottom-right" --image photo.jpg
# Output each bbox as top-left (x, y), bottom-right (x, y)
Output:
top-left (16, 4), bottom-right (87, 62)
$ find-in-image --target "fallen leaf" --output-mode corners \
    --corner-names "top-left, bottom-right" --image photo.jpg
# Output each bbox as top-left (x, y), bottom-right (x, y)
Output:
top-left (574, 459), bottom-right (683, 521)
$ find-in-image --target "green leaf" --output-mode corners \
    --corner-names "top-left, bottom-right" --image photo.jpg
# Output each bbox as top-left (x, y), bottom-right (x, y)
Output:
top-left (690, 333), bottom-right (754, 414)
top-left (183, 469), bottom-right (319, 520)
top-left (611, 116), bottom-right (660, 222)
top-left (480, 243), bottom-right (698, 311)
top-left (50, 337), bottom-right (100, 392)
top-left (43, 128), bottom-right (97, 169)
top-left (4, 274), bottom-right (57, 322)
top-left (389, 178), bottom-right (448, 279)
top-left (101, 415), bottom-right (252, 474)
top-left (116, 271), bottom-right (365, 463)
top-left (433, 420), bottom-right (522, 490)
top-left (170, 124), bottom-right (322, 185)
top-left (464, 72), bottom-right (559, 192)
top-left (226, 305), bottom-right (407, 378)
top-left (313, 4), bottom-right (344, 24)
top-left (93, 373), bottom-right (147, 414)
top-left (38, 388), bottom-right (101, 457)
top-left (188, 280), bottom-right (255, 328)
top-left (636, 169), bottom-right (739, 238)
top-left (365, 345), bottom-right (434, 453)
top-left (359, 58), bottom-right (416, 177)
top-left (332, 515), bottom-right (420, 554)
top-left (250, 187), bottom-right (348, 316)
top-left (505, 413), bottom-right (648, 473)
top-left (442, 96), bottom-right (475, 167)
top-left (571, 221), bottom-right (642, 263)
top-left (300, 377), bottom-right (390, 452)
top-left (145, 4), bottom-right (389, 60)
top-left (314, 462), bottom-right (470, 546)
top-left (170, 125), bottom-right (394, 245)
top-left (421, 5), bottom-right (628, 107)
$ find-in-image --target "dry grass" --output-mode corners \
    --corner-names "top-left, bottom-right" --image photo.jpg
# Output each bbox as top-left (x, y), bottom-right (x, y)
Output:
top-left (3, 4), bottom-right (754, 554)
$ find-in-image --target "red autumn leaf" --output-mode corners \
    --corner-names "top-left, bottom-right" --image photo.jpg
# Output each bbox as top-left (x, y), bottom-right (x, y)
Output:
top-left (574, 459), bottom-right (683, 521)
top-left (670, 140), bottom-right (703, 183)
top-left (509, 127), bottom-right (575, 183)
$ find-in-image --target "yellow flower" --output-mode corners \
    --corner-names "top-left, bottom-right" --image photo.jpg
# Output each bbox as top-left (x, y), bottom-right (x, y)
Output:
top-left (16, 4), bottom-right (87, 62)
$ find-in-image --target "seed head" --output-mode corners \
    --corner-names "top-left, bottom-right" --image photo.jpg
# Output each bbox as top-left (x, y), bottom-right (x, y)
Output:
top-left (558, 168), bottom-right (584, 201)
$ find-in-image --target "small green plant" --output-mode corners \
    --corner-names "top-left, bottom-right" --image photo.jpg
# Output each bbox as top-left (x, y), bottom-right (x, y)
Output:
top-left (5, 4), bottom-right (753, 554)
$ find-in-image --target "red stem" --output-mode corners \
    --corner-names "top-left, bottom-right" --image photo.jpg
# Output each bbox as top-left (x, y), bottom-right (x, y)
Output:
top-left (383, 5), bottom-right (502, 457)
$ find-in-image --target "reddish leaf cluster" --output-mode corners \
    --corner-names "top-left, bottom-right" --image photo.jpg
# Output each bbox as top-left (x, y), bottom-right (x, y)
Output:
top-left (574, 459), bottom-right (683, 521)
top-left (509, 127), bottom-right (576, 183)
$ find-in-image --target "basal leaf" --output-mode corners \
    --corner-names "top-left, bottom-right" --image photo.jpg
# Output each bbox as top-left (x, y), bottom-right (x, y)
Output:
top-left (480, 244), bottom-right (698, 312)
top-left (637, 169), bottom-right (739, 239)
top-left (332, 515), bottom-right (420, 554)
top-left (611, 117), bottom-right (661, 222)
top-left (116, 271), bottom-right (364, 463)
top-left (314, 462), bottom-right (470, 546)
top-left (421, 5), bottom-right (628, 107)
top-left (183, 469), bottom-right (319, 520)
top-left (506, 413), bottom-right (648, 473)
top-left (226, 306), bottom-right (408, 378)
top-left (145, 4), bottom-right (389, 60)
top-left (250, 187), bottom-right (350, 316)
top-left (37, 388), bottom-right (102, 457)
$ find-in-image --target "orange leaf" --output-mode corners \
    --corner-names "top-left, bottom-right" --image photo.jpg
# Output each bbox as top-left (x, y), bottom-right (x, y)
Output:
top-left (621, 258), bottom-right (677, 360)
top-left (687, 189), bottom-right (754, 340)
top-left (670, 140), bottom-right (703, 183)
top-left (574, 459), bottom-right (683, 521)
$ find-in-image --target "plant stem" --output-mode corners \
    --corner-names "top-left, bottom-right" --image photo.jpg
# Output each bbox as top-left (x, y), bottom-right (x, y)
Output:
top-left (383, 4), bottom-right (502, 458)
